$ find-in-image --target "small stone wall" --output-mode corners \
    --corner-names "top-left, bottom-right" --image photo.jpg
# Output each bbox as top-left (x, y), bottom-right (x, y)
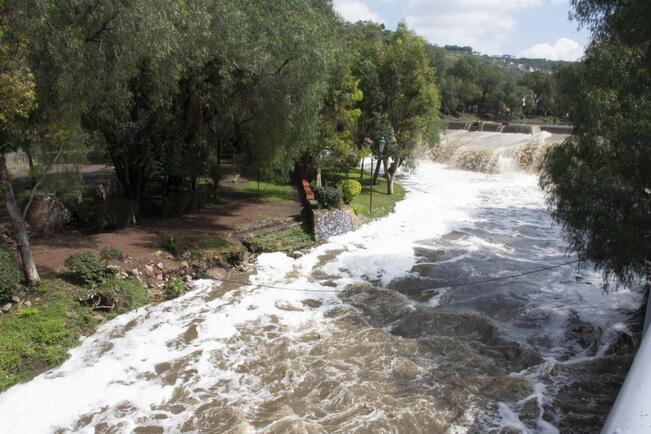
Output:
top-left (501, 124), bottom-right (541, 134)
top-left (312, 207), bottom-right (358, 243)
top-left (446, 120), bottom-right (468, 130)
top-left (540, 124), bottom-right (573, 134)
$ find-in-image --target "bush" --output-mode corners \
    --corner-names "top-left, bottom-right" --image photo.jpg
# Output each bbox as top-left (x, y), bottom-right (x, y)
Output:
top-left (80, 277), bottom-right (148, 314)
top-left (0, 248), bottom-right (22, 300)
top-left (340, 179), bottom-right (362, 204)
top-left (165, 278), bottom-right (187, 300)
top-left (313, 185), bottom-right (343, 209)
top-left (162, 234), bottom-right (181, 256)
top-left (64, 252), bottom-right (107, 286)
top-left (73, 196), bottom-right (132, 232)
top-left (99, 247), bottom-right (125, 265)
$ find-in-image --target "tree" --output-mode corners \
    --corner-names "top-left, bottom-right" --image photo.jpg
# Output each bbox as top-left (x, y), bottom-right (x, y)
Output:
top-left (380, 23), bottom-right (442, 194)
top-left (312, 65), bottom-right (363, 186)
top-left (346, 21), bottom-right (387, 184)
top-left (540, 1), bottom-right (651, 287)
top-left (0, 5), bottom-right (40, 284)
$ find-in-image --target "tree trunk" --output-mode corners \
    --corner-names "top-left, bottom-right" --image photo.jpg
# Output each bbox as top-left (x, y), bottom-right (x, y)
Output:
top-left (315, 166), bottom-right (322, 187)
top-left (372, 158), bottom-right (382, 185)
top-left (0, 153), bottom-right (40, 285)
top-left (359, 158), bottom-right (364, 181)
top-left (386, 158), bottom-right (400, 195)
top-left (26, 151), bottom-right (37, 188)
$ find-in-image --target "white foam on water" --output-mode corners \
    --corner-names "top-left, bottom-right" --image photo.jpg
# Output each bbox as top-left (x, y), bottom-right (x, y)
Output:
top-left (0, 159), bottom-right (642, 433)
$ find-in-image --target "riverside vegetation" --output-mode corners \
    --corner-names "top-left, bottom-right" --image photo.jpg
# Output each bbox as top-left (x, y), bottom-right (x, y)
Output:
top-left (0, 0), bottom-right (649, 405)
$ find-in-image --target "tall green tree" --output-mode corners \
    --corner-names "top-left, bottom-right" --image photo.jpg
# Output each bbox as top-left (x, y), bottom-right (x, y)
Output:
top-left (541, 1), bottom-right (651, 286)
top-left (312, 65), bottom-right (363, 186)
top-left (1, 0), bottom-right (87, 284)
top-left (380, 23), bottom-right (442, 194)
top-left (0, 2), bottom-right (40, 284)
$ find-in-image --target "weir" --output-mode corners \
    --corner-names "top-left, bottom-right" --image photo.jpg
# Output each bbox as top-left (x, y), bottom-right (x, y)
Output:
top-left (433, 129), bottom-right (569, 173)
top-left (446, 120), bottom-right (572, 136)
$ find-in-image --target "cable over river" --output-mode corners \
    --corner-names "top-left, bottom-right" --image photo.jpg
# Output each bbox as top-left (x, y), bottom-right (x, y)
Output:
top-left (0, 143), bottom-right (644, 433)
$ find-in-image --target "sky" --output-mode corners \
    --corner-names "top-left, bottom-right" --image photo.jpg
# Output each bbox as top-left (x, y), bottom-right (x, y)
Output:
top-left (332, 0), bottom-right (591, 61)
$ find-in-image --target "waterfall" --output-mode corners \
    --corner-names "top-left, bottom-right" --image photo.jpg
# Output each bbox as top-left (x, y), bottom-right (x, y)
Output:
top-left (433, 129), bottom-right (568, 174)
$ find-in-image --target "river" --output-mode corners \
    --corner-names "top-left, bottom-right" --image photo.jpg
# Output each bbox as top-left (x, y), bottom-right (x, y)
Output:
top-left (0, 143), bottom-right (643, 433)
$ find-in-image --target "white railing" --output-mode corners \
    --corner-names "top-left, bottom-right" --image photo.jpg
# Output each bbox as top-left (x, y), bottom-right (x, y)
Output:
top-left (602, 299), bottom-right (651, 433)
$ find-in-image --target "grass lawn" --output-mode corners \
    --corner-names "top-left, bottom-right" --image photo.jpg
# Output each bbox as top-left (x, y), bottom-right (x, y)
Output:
top-left (0, 277), bottom-right (148, 392)
top-left (324, 170), bottom-right (406, 218)
top-left (243, 225), bottom-right (315, 254)
top-left (232, 180), bottom-right (297, 203)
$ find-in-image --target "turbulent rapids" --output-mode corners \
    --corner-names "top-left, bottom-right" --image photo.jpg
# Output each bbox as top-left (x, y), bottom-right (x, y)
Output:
top-left (0, 132), bottom-right (643, 433)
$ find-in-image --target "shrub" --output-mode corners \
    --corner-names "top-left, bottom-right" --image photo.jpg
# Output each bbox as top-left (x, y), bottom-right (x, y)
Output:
top-left (73, 196), bottom-right (132, 232)
top-left (313, 185), bottom-right (343, 209)
top-left (162, 234), bottom-right (181, 256)
top-left (80, 277), bottom-right (148, 313)
top-left (165, 278), bottom-right (187, 300)
top-left (99, 247), bottom-right (125, 266)
top-left (0, 249), bottom-right (22, 300)
top-left (64, 252), bottom-right (107, 286)
top-left (340, 179), bottom-right (362, 204)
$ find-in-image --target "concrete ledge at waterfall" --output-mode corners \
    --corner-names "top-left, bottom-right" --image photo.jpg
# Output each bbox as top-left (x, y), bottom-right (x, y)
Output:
top-left (445, 120), bottom-right (573, 135)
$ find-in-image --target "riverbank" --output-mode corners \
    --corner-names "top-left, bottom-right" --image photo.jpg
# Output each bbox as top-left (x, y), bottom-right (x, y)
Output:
top-left (0, 172), bottom-right (407, 393)
top-left (0, 161), bottom-right (639, 433)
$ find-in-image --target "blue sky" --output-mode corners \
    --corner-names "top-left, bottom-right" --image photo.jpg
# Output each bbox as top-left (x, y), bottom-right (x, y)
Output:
top-left (333, 0), bottom-right (591, 60)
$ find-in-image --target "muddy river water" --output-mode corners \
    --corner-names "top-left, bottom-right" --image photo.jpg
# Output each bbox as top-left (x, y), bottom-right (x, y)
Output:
top-left (0, 156), bottom-right (643, 433)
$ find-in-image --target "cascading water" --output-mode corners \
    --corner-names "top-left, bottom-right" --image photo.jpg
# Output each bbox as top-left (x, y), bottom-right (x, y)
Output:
top-left (0, 134), bottom-right (642, 434)
top-left (436, 130), bottom-right (568, 173)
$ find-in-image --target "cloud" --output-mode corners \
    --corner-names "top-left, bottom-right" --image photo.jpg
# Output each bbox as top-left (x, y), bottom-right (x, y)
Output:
top-left (519, 38), bottom-right (584, 60)
top-left (333, 0), bottom-right (382, 23)
top-left (403, 0), bottom-right (558, 54)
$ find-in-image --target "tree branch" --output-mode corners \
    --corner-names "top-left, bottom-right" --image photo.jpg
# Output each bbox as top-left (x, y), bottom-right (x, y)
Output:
top-left (85, 9), bottom-right (120, 43)
top-left (21, 145), bottom-right (63, 219)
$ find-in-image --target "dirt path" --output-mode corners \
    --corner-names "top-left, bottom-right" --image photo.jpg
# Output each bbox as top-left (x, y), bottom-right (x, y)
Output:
top-left (29, 197), bottom-right (302, 274)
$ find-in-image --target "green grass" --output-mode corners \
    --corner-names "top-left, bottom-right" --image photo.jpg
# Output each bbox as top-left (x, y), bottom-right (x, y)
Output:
top-left (324, 171), bottom-right (406, 218)
top-left (198, 237), bottom-right (233, 251)
top-left (233, 180), bottom-right (296, 203)
top-left (0, 277), bottom-right (148, 391)
top-left (244, 225), bottom-right (315, 253)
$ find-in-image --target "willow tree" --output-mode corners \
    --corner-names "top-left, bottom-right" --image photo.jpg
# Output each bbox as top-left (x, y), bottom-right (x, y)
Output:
top-left (541, 0), bottom-right (651, 287)
top-left (223, 0), bottom-right (342, 179)
top-left (380, 23), bottom-right (442, 194)
top-left (1, 0), bottom-right (93, 284)
top-left (0, 5), bottom-right (40, 284)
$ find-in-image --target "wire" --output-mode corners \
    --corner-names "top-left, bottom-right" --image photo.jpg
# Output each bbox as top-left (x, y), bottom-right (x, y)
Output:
top-left (91, 246), bottom-right (582, 294)
top-left (207, 258), bottom-right (583, 294)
